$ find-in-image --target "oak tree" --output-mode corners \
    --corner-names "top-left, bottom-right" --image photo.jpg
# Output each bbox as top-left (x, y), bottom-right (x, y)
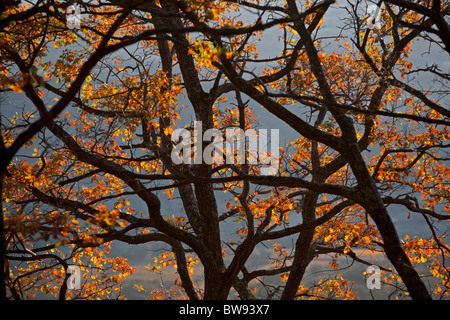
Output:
top-left (1, 0), bottom-right (449, 300)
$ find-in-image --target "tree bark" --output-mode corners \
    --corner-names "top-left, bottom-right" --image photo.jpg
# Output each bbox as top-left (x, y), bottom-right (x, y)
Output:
top-left (0, 167), bottom-right (6, 300)
top-left (344, 146), bottom-right (432, 300)
top-left (281, 191), bottom-right (319, 300)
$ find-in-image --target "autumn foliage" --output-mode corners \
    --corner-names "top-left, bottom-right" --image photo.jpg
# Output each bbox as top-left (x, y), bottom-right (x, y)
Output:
top-left (0, 0), bottom-right (449, 300)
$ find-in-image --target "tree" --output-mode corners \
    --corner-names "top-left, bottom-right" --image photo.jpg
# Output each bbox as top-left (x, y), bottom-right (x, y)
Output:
top-left (0, 0), bottom-right (141, 300)
top-left (1, 0), bottom-right (449, 300)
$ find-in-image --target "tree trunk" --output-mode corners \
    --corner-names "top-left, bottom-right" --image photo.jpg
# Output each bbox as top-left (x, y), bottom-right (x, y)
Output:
top-left (281, 191), bottom-right (318, 300)
top-left (0, 171), bottom-right (6, 300)
top-left (344, 144), bottom-right (432, 300)
top-left (0, 146), bottom-right (8, 300)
